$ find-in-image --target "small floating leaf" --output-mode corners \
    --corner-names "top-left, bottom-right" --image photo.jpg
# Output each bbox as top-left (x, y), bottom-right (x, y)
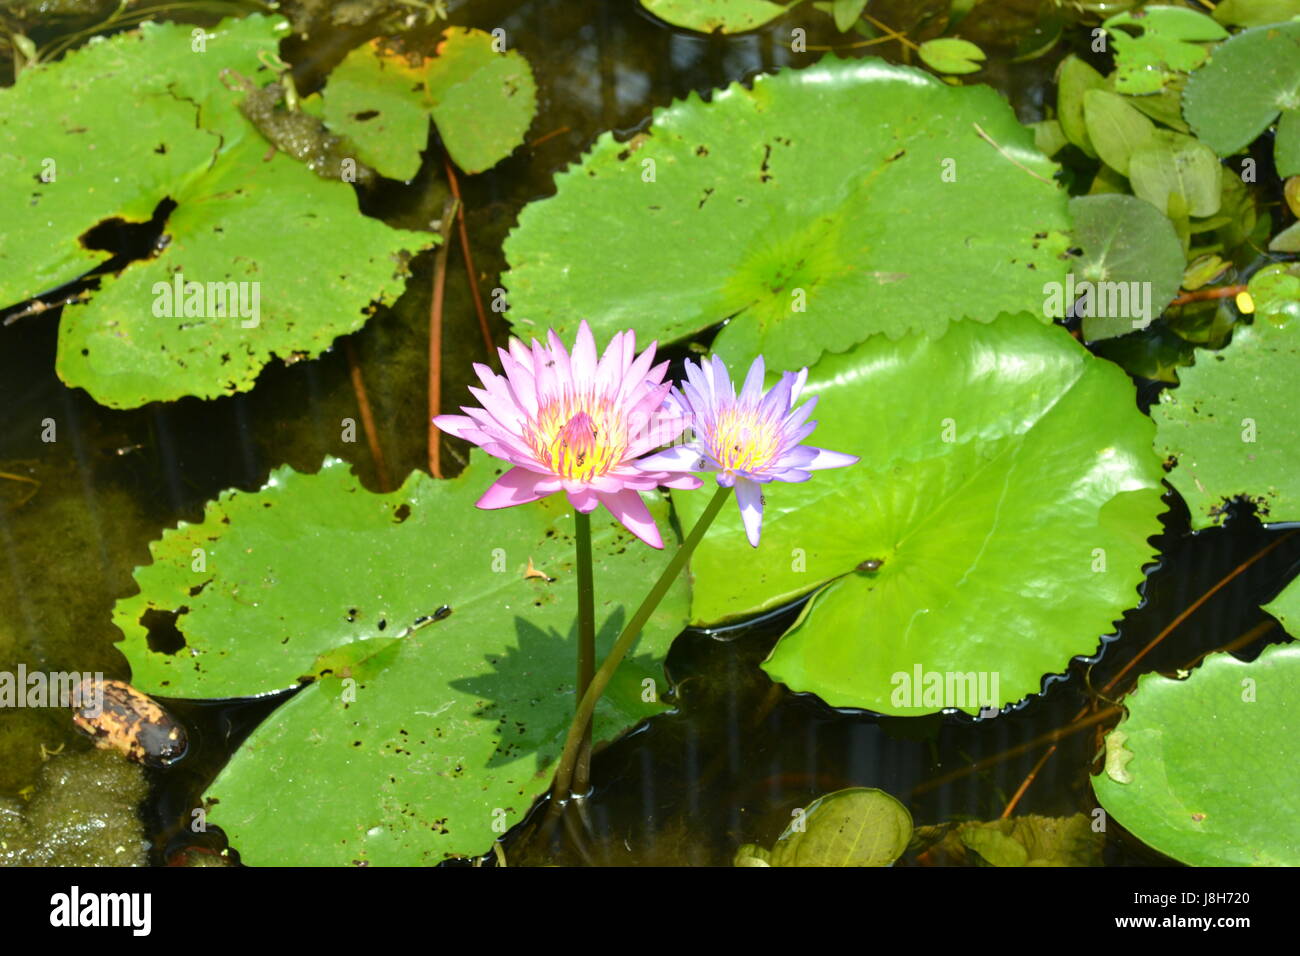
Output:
top-left (425, 27), bottom-right (538, 174)
top-left (1104, 6), bottom-right (1228, 95)
top-left (917, 38), bottom-right (987, 75)
top-left (1128, 130), bottom-right (1223, 218)
top-left (1083, 89), bottom-right (1156, 176)
top-left (319, 42), bottom-right (430, 181)
top-left (1066, 194), bottom-right (1186, 341)
top-left (746, 788), bottom-right (912, 867)
top-left (639, 0), bottom-right (791, 33)
top-left (1152, 311), bottom-right (1300, 527)
top-left (1093, 644), bottom-right (1300, 866)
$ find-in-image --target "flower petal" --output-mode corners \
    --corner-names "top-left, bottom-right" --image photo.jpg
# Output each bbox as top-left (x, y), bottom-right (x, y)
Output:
top-left (476, 467), bottom-right (561, 510)
top-left (734, 477), bottom-right (765, 547)
top-left (597, 489), bottom-right (663, 549)
top-left (740, 355), bottom-right (766, 403)
top-left (636, 444), bottom-right (708, 472)
top-left (799, 446), bottom-right (860, 470)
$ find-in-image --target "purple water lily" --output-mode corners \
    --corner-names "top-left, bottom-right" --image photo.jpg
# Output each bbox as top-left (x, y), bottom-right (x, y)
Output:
top-left (637, 355), bottom-right (859, 546)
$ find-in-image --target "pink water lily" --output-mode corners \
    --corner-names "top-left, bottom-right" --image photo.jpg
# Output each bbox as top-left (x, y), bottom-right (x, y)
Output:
top-left (433, 321), bottom-right (701, 549)
top-left (637, 355), bottom-right (859, 547)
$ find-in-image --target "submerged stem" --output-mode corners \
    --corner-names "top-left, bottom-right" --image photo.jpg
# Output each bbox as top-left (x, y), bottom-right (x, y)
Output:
top-left (549, 485), bottom-right (731, 815)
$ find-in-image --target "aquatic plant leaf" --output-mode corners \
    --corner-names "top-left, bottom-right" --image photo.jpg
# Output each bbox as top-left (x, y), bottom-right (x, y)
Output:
top-left (1127, 130), bottom-right (1223, 218)
top-left (114, 454), bottom-right (689, 864)
top-left (1103, 6), bottom-right (1227, 95)
top-left (1066, 194), bottom-right (1186, 341)
top-left (1263, 576), bottom-right (1300, 637)
top-left (503, 56), bottom-right (1071, 371)
top-left (0, 16), bottom-right (431, 409)
top-left (737, 788), bottom-right (912, 866)
top-left (1212, 0), bottom-right (1300, 29)
top-left (1276, 108), bottom-right (1300, 178)
top-left (1152, 312), bottom-right (1300, 528)
top-left (639, 0), bottom-right (790, 33)
top-left (1092, 643), bottom-right (1300, 866)
top-left (319, 41), bottom-right (431, 181)
top-left (917, 38), bottom-right (987, 75)
top-left (1082, 90), bottom-right (1155, 176)
top-left (681, 313), bottom-right (1165, 715)
top-left (1182, 20), bottom-right (1300, 172)
top-left (911, 813), bottom-right (1104, 866)
top-left (1057, 55), bottom-right (1108, 157)
top-left (424, 27), bottom-right (537, 174)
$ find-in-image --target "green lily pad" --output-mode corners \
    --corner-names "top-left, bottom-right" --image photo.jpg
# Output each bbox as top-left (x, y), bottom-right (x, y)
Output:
top-left (0, 16), bottom-right (431, 409)
top-left (114, 454), bottom-right (689, 864)
top-left (1093, 643), bottom-right (1300, 866)
top-left (504, 56), bottom-right (1071, 371)
top-left (917, 38), bottom-right (987, 75)
top-left (1104, 6), bottom-right (1228, 95)
top-left (1247, 263), bottom-right (1300, 323)
top-left (425, 27), bottom-right (537, 174)
top-left (679, 312), bottom-right (1165, 715)
top-left (734, 788), bottom-right (912, 866)
top-left (1066, 194), bottom-right (1186, 341)
top-left (1183, 20), bottom-right (1300, 168)
top-left (1263, 576), bottom-right (1300, 637)
top-left (319, 41), bottom-right (431, 181)
top-left (1152, 313), bottom-right (1300, 528)
top-left (639, 0), bottom-right (790, 33)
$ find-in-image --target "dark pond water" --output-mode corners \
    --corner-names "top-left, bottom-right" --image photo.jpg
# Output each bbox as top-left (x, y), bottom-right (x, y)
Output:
top-left (1, 0), bottom-right (1297, 867)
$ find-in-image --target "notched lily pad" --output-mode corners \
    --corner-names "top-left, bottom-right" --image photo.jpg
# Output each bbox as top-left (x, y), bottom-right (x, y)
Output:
top-left (682, 313), bottom-right (1165, 716)
top-left (1093, 643), bottom-right (1300, 866)
top-left (503, 56), bottom-right (1071, 372)
top-left (114, 453), bottom-right (690, 864)
top-left (1152, 313), bottom-right (1300, 528)
top-left (0, 16), bottom-right (432, 409)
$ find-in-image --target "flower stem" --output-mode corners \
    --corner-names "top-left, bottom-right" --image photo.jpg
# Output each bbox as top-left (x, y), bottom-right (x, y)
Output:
top-left (550, 485), bottom-right (731, 813)
top-left (573, 510), bottom-right (595, 794)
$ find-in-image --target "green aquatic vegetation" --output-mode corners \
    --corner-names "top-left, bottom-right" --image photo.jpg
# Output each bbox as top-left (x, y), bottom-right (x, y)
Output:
top-left (682, 313), bottom-right (1165, 716)
top-left (1065, 194), bottom-right (1186, 340)
top-left (1152, 311), bottom-right (1300, 528)
top-left (910, 813), bottom-right (1104, 866)
top-left (1092, 643), bottom-right (1300, 866)
top-left (735, 788), bottom-right (912, 866)
top-left (318, 42), bottom-right (431, 181)
top-left (114, 454), bottom-right (688, 864)
top-left (1102, 6), bottom-right (1227, 95)
top-left (424, 27), bottom-right (538, 174)
top-left (1182, 20), bottom-right (1300, 178)
top-left (503, 55), bottom-right (1071, 371)
top-left (0, 750), bottom-right (148, 867)
top-left (0, 15), bottom-right (431, 408)
top-left (638, 0), bottom-right (792, 34)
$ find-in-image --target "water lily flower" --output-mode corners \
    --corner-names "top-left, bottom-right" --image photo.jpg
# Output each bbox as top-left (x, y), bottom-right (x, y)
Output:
top-left (636, 355), bottom-right (859, 547)
top-left (433, 321), bottom-right (701, 549)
